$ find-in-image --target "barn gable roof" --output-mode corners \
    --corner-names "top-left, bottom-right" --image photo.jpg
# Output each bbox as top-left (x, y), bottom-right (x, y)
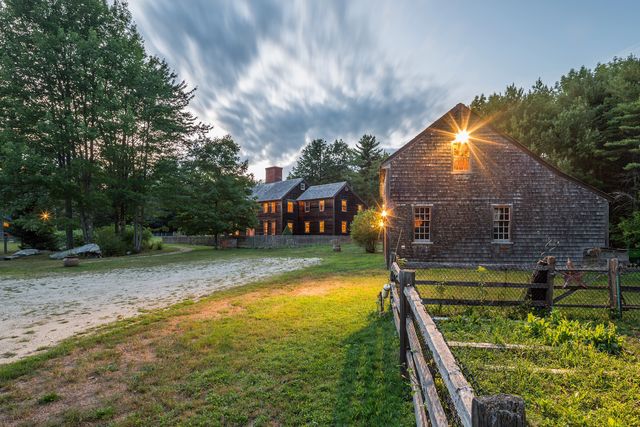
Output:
top-left (297, 181), bottom-right (347, 201)
top-left (381, 103), bottom-right (612, 201)
top-left (252, 178), bottom-right (304, 202)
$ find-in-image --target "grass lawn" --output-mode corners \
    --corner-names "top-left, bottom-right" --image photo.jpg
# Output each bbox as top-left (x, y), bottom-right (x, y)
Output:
top-left (0, 244), bottom-right (415, 426)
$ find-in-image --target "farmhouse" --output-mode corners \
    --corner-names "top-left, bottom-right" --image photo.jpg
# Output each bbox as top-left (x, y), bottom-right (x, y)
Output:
top-left (381, 103), bottom-right (611, 265)
top-left (251, 167), bottom-right (366, 235)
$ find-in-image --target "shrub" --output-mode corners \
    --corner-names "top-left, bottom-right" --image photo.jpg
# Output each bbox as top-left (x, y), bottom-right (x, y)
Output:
top-left (121, 226), bottom-right (153, 251)
top-left (94, 226), bottom-right (127, 257)
top-left (351, 209), bottom-right (382, 253)
top-left (619, 211), bottom-right (640, 248)
top-left (55, 229), bottom-right (85, 249)
top-left (524, 311), bottom-right (623, 354)
top-left (155, 240), bottom-right (164, 250)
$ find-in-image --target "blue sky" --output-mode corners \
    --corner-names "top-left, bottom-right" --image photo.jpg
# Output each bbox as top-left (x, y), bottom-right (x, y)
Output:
top-left (129, 0), bottom-right (640, 178)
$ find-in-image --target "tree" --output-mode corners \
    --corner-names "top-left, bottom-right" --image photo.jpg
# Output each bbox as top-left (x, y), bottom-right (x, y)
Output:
top-left (166, 135), bottom-right (257, 247)
top-left (351, 134), bottom-right (387, 206)
top-left (350, 209), bottom-right (382, 253)
top-left (288, 138), bottom-right (354, 185)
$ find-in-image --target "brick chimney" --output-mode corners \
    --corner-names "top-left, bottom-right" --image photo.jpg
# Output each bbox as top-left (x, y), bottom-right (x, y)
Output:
top-left (265, 166), bottom-right (283, 183)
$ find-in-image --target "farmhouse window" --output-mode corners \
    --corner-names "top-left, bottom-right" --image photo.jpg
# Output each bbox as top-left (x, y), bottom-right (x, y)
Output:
top-left (270, 201), bottom-right (277, 213)
top-left (304, 221), bottom-right (310, 233)
top-left (263, 221), bottom-right (269, 235)
top-left (287, 201), bottom-right (294, 213)
top-left (319, 221), bottom-right (325, 233)
top-left (451, 141), bottom-right (470, 172)
top-left (413, 205), bottom-right (431, 242)
top-left (304, 202), bottom-right (310, 213)
top-left (492, 205), bottom-right (511, 242)
top-left (319, 200), bottom-right (325, 212)
top-left (357, 204), bottom-right (363, 212)
top-left (287, 221), bottom-right (294, 232)
top-left (341, 221), bottom-right (347, 234)
top-left (263, 202), bottom-right (268, 213)
top-left (271, 220), bottom-right (277, 235)
top-left (341, 199), bottom-right (347, 212)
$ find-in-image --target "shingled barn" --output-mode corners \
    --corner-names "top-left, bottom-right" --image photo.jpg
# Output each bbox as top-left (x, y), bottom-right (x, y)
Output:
top-left (380, 103), bottom-right (611, 265)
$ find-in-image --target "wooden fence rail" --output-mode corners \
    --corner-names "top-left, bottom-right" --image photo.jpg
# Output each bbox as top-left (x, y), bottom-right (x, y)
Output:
top-left (389, 262), bottom-right (527, 427)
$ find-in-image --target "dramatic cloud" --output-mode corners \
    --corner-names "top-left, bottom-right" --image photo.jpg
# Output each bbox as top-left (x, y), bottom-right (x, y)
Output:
top-left (130, 0), bottom-right (451, 176)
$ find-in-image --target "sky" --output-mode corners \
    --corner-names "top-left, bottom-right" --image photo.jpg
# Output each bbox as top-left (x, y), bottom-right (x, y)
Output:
top-left (129, 0), bottom-right (640, 179)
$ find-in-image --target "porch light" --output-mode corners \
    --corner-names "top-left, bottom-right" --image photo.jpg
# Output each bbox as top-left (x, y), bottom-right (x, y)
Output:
top-left (381, 209), bottom-right (388, 218)
top-left (454, 129), bottom-right (470, 144)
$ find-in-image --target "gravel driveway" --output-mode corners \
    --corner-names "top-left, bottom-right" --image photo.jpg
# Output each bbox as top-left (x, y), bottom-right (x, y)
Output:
top-left (0, 257), bottom-right (320, 363)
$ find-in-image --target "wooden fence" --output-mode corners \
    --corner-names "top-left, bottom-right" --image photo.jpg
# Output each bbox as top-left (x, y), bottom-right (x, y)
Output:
top-left (388, 262), bottom-right (526, 427)
top-left (236, 235), bottom-right (350, 249)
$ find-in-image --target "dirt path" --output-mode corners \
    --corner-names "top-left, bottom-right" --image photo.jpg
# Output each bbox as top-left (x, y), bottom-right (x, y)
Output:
top-left (0, 257), bottom-right (320, 363)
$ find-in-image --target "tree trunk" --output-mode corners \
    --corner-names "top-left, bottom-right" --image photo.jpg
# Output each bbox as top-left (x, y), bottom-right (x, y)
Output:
top-left (64, 197), bottom-right (74, 250)
top-left (79, 208), bottom-right (93, 244)
top-left (133, 205), bottom-right (144, 253)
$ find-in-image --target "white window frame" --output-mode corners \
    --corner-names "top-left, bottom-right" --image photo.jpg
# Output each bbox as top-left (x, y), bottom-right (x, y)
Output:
top-left (300, 183), bottom-right (306, 190)
top-left (304, 201), bottom-right (310, 213)
top-left (491, 204), bottom-right (512, 243)
top-left (412, 204), bottom-right (432, 244)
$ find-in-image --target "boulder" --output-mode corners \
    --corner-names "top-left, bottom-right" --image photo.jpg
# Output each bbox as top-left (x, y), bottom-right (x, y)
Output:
top-left (49, 243), bottom-right (101, 260)
top-left (3, 248), bottom-right (40, 260)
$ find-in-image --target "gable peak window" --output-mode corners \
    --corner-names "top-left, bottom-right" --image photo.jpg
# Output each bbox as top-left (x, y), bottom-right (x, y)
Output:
top-left (492, 205), bottom-right (511, 242)
top-left (413, 205), bottom-right (431, 242)
top-left (451, 140), bottom-right (470, 172)
top-left (300, 183), bottom-right (306, 190)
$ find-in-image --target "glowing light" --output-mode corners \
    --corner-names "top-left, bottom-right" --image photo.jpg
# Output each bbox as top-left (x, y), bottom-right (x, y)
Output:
top-left (454, 129), bottom-right (470, 144)
top-left (381, 209), bottom-right (388, 218)
top-left (40, 211), bottom-right (51, 221)
top-left (378, 220), bottom-right (385, 229)
top-left (2, 221), bottom-right (8, 228)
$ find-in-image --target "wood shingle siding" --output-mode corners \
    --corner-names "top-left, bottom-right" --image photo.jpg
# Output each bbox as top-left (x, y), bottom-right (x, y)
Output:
top-left (382, 104), bottom-right (610, 264)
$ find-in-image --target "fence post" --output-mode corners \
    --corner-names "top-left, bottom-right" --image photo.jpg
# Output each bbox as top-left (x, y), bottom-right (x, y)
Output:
top-left (472, 394), bottom-right (526, 427)
top-left (398, 269), bottom-right (415, 374)
top-left (545, 256), bottom-right (556, 310)
top-left (608, 258), bottom-right (621, 318)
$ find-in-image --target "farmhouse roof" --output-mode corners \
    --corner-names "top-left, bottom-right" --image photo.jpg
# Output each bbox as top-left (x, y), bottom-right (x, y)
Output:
top-left (252, 178), bottom-right (304, 202)
top-left (297, 181), bottom-right (347, 201)
top-left (381, 103), bottom-right (612, 201)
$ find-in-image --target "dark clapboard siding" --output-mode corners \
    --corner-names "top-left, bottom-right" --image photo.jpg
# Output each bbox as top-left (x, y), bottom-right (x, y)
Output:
top-left (382, 104), bottom-right (610, 264)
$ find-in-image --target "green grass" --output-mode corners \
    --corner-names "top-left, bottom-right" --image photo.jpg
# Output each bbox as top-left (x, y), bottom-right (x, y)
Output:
top-left (0, 244), bottom-right (414, 426)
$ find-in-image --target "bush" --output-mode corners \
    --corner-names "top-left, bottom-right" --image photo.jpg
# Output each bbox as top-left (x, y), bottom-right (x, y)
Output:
top-left (618, 211), bottom-right (640, 248)
top-left (94, 226), bottom-right (127, 257)
top-left (55, 229), bottom-right (85, 249)
top-left (350, 209), bottom-right (382, 253)
top-left (121, 226), bottom-right (153, 251)
top-left (155, 240), bottom-right (163, 250)
top-left (524, 311), bottom-right (623, 354)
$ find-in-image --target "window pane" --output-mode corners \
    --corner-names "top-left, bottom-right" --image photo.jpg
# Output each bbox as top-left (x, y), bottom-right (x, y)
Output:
top-left (492, 206), bottom-right (510, 241)
top-left (413, 206), bottom-right (431, 241)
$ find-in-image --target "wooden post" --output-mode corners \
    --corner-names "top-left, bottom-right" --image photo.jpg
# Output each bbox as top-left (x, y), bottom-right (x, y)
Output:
top-left (398, 269), bottom-right (414, 374)
top-left (545, 256), bottom-right (556, 310)
top-left (608, 258), bottom-right (620, 317)
top-left (472, 395), bottom-right (526, 427)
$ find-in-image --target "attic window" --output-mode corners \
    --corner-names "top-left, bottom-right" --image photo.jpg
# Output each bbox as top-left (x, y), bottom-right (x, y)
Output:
top-left (452, 141), bottom-right (470, 172)
top-left (300, 183), bottom-right (306, 190)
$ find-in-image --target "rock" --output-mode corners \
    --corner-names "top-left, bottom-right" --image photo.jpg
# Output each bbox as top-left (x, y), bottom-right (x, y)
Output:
top-left (49, 243), bottom-right (101, 260)
top-left (63, 257), bottom-right (80, 267)
top-left (3, 248), bottom-right (40, 260)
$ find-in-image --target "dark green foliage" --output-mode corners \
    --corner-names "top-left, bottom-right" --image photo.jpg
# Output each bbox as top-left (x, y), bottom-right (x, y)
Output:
top-left (288, 139), bottom-right (355, 185)
top-left (618, 211), bottom-right (640, 248)
top-left (471, 57), bottom-right (640, 241)
top-left (37, 392), bottom-right (60, 405)
top-left (351, 135), bottom-right (387, 206)
top-left (94, 225), bottom-right (152, 256)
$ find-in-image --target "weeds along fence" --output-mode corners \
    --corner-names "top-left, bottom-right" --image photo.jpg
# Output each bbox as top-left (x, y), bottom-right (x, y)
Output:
top-left (387, 262), bottom-right (526, 427)
top-left (405, 257), bottom-right (639, 321)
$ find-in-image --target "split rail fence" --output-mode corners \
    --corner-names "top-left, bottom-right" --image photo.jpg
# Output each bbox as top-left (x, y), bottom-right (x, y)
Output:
top-left (388, 262), bottom-right (526, 427)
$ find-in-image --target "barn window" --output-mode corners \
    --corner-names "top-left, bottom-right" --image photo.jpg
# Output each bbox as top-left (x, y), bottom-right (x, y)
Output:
top-left (319, 221), bottom-right (325, 233)
top-left (263, 221), bottom-right (268, 235)
top-left (492, 205), bottom-right (511, 242)
top-left (304, 221), bottom-right (310, 233)
top-left (319, 200), bottom-right (325, 212)
top-left (262, 202), bottom-right (268, 213)
top-left (451, 141), bottom-right (470, 172)
top-left (413, 205), bottom-right (431, 242)
top-left (287, 201), bottom-right (294, 213)
top-left (270, 201), bottom-right (277, 213)
top-left (304, 201), bottom-right (310, 213)
top-left (341, 200), bottom-right (347, 212)
top-left (287, 221), bottom-right (294, 232)
top-left (341, 221), bottom-right (347, 233)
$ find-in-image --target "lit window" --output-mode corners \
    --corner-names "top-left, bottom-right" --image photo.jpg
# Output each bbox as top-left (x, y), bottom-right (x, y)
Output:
top-left (357, 204), bottom-right (363, 212)
top-left (319, 221), bottom-right (325, 233)
top-left (270, 201), bottom-right (276, 213)
top-left (319, 200), bottom-right (325, 212)
top-left (304, 221), bottom-right (310, 233)
top-left (287, 201), bottom-right (294, 213)
top-left (341, 221), bottom-right (347, 234)
top-left (413, 206), bottom-right (431, 242)
top-left (271, 220), bottom-right (277, 235)
top-left (492, 205), bottom-right (511, 242)
top-left (263, 202), bottom-right (268, 213)
top-left (341, 199), bottom-right (347, 212)
top-left (287, 221), bottom-right (294, 232)
top-left (263, 221), bottom-right (269, 235)
top-left (452, 141), bottom-right (470, 172)
top-left (304, 202), bottom-right (310, 213)
top-left (247, 228), bottom-right (255, 236)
